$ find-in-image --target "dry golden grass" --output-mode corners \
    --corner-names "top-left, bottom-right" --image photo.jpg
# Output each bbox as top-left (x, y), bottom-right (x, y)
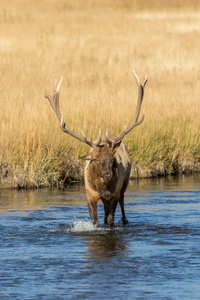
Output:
top-left (1, 0), bottom-right (200, 186)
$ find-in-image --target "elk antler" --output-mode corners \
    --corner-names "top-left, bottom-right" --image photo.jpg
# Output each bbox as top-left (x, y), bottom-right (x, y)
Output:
top-left (107, 69), bottom-right (147, 147)
top-left (44, 77), bottom-right (101, 148)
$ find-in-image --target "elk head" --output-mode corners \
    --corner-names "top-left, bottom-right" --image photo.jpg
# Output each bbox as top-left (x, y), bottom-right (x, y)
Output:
top-left (82, 145), bottom-right (118, 182)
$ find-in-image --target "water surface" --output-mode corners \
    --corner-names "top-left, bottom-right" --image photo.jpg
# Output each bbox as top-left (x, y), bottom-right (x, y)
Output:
top-left (1, 175), bottom-right (200, 299)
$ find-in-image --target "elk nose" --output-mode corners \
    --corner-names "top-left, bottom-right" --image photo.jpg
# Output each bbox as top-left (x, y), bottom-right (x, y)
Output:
top-left (103, 171), bottom-right (112, 180)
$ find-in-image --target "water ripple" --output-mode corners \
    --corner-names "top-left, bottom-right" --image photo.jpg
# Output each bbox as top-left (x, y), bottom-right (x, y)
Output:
top-left (1, 176), bottom-right (200, 299)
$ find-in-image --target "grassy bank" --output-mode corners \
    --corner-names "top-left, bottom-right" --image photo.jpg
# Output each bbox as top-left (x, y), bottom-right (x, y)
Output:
top-left (1, 0), bottom-right (200, 188)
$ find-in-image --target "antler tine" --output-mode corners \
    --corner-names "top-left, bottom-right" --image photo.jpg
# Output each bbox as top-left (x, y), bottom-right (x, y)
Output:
top-left (57, 76), bottom-right (63, 92)
top-left (93, 128), bottom-right (102, 146)
top-left (133, 69), bottom-right (148, 88)
top-left (105, 129), bottom-right (113, 148)
top-left (143, 75), bottom-right (148, 87)
top-left (44, 76), bottom-right (63, 122)
top-left (53, 77), bottom-right (63, 121)
top-left (132, 69), bottom-right (147, 124)
top-left (111, 69), bottom-right (147, 145)
top-left (133, 68), bottom-right (140, 85)
top-left (82, 128), bottom-right (102, 148)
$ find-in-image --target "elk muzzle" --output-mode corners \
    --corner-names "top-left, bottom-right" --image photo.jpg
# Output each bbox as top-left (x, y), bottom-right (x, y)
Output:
top-left (102, 171), bottom-right (112, 181)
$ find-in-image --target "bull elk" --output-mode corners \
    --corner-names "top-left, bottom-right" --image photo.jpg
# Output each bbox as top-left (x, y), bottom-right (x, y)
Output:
top-left (44, 69), bottom-right (147, 227)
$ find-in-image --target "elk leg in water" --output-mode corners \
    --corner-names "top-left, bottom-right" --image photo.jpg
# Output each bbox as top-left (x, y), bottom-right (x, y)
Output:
top-left (87, 195), bottom-right (99, 227)
top-left (119, 193), bottom-right (129, 224)
top-left (107, 198), bottom-right (119, 227)
top-left (102, 200), bottom-right (109, 224)
top-left (119, 179), bottom-right (129, 224)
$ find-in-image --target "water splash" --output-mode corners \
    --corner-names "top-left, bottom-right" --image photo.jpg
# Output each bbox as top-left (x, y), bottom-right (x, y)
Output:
top-left (69, 219), bottom-right (125, 233)
top-left (49, 219), bottom-right (125, 234)
top-left (48, 219), bottom-right (106, 234)
top-left (70, 219), bottom-right (101, 232)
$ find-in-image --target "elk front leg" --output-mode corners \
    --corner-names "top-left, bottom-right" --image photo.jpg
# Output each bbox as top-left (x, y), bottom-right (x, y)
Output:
top-left (107, 198), bottom-right (119, 227)
top-left (102, 200), bottom-right (109, 224)
top-left (86, 194), bottom-right (99, 227)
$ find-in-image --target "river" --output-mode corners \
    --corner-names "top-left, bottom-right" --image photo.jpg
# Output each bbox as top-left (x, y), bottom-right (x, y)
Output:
top-left (1, 175), bottom-right (200, 299)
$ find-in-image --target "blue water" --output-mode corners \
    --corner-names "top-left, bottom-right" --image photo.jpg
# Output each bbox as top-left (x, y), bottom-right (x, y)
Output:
top-left (0, 175), bottom-right (200, 299)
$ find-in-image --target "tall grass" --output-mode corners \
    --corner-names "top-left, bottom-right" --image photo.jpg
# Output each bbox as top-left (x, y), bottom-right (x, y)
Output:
top-left (1, 0), bottom-right (200, 187)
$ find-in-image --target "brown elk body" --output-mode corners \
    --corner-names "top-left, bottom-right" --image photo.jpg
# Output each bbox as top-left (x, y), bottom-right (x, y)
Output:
top-left (84, 136), bottom-right (131, 226)
top-left (45, 70), bottom-right (147, 227)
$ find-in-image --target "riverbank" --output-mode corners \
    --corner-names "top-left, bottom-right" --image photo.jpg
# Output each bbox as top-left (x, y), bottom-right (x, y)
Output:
top-left (1, 157), bottom-right (200, 189)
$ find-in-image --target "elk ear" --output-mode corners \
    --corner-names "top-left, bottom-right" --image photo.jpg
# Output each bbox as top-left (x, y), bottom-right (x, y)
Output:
top-left (79, 153), bottom-right (93, 160)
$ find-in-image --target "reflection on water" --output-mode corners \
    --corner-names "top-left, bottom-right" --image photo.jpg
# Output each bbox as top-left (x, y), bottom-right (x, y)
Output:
top-left (1, 175), bottom-right (200, 299)
top-left (84, 228), bottom-right (128, 259)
